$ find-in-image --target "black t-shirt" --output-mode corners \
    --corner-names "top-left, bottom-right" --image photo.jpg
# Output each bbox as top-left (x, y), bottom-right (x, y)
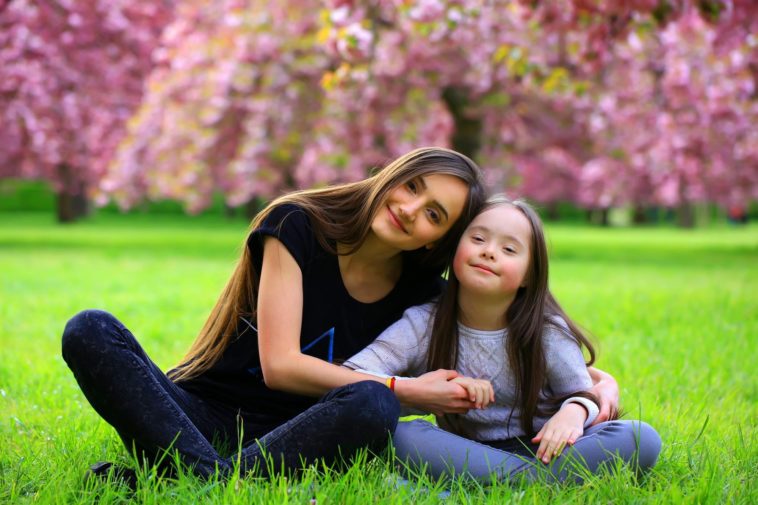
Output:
top-left (179, 204), bottom-right (443, 427)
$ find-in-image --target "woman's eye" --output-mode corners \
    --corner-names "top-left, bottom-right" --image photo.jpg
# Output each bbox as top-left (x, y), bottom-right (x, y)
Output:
top-left (427, 208), bottom-right (440, 224)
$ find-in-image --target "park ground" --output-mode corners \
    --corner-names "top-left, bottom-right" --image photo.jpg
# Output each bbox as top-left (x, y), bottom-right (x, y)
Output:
top-left (0, 210), bottom-right (756, 503)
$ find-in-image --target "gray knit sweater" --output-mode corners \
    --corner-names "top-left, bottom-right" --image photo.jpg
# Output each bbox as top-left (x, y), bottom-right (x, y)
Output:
top-left (344, 303), bottom-right (593, 441)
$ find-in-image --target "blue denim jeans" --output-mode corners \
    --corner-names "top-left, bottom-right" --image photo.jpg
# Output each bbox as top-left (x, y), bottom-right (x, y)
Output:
top-left (61, 309), bottom-right (399, 478)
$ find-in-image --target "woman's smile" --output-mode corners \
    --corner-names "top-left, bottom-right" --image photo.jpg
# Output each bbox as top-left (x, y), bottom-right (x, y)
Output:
top-left (386, 206), bottom-right (409, 234)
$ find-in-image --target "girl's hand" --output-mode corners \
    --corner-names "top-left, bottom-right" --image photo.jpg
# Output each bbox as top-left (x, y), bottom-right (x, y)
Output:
top-left (531, 403), bottom-right (587, 464)
top-left (588, 366), bottom-right (619, 424)
top-left (395, 369), bottom-right (477, 416)
top-left (450, 376), bottom-right (495, 409)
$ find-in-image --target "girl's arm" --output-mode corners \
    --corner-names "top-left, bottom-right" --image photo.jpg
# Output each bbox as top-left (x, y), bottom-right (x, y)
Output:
top-left (256, 237), bottom-right (474, 413)
top-left (587, 366), bottom-right (619, 424)
top-left (532, 403), bottom-right (588, 463)
top-left (536, 322), bottom-right (599, 462)
top-left (342, 304), bottom-right (432, 377)
top-left (344, 305), bottom-right (494, 412)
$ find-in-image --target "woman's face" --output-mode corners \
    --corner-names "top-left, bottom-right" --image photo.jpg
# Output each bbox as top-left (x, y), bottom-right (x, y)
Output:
top-left (371, 173), bottom-right (469, 251)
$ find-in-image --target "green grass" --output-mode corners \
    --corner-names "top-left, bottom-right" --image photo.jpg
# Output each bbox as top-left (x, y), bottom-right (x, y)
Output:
top-left (1, 212), bottom-right (756, 503)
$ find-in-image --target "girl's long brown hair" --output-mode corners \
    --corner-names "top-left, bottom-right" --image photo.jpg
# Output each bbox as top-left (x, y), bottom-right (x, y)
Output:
top-left (170, 147), bottom-right (486, 382)
top-left (426, 195), bottom-right (597, 435)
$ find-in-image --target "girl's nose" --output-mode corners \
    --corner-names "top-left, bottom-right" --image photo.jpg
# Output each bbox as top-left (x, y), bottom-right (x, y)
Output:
top-left (480, 246), bottom-right (495, 259)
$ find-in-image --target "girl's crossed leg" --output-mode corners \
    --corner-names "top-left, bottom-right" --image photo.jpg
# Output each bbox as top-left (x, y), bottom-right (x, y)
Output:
top-left (392, 418), bottom-right (661, 483)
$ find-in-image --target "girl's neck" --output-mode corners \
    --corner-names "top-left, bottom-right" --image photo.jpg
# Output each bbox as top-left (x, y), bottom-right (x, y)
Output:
top-left (456, 286), bottom-right (514, 331)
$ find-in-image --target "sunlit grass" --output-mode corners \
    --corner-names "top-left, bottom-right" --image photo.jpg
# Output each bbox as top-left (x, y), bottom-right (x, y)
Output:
top-left (1, 212), bottom-right (756, 503)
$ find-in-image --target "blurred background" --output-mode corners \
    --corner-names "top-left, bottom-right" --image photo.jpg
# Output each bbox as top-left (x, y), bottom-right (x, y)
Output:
top-left (1, 0), bottom-right (756, 226)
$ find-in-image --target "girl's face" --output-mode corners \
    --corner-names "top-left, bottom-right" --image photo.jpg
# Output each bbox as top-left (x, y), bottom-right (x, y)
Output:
top-left (371, 173), bottom-right (469, 251)
top-left (452, 205), bottom-right (532, 298)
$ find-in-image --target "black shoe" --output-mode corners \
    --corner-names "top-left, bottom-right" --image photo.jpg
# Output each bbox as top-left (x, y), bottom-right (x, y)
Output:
top-left (84, 461), bottom-right (138, 490)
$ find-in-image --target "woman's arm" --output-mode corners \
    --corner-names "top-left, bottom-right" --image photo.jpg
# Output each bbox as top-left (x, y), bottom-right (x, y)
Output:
top-left (256, 237), bottom-right (474, 412)
top-left (587, 366), bottom-right (619, 424)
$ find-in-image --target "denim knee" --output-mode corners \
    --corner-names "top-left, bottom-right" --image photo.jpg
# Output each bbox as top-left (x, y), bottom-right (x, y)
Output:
top-left (330, 381), bottom-right (400, 437)
top-left (61, 309), bottom-right (120, 363)
top-left (599, 419), bottom-right (662, 472)
top-left (629, 421), bottom-right (662, 471)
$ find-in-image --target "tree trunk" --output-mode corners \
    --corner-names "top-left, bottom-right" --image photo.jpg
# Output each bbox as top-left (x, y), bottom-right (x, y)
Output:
top-left (589, 208), bottom-right (610, 226)
top-left (546, 202), bottom-right (560, 221)
top-left (677, 202), bottom-right (695, 228)
top-left (56, 164), bottom-right (89, 223)
top-left (244, 197), bottom-right (265, 220)
top-left (224, 203), bottom-right (237, 218)
top-left (632, 205), bottom-right (648, 224)
top-left (599, 208), bottom-right (610, 226)
top-left (442, 87), bottom-right (482, 159)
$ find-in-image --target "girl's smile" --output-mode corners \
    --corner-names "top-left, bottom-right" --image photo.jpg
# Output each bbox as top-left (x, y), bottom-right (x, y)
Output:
top-left (470, 263), bottom-right (497, 275)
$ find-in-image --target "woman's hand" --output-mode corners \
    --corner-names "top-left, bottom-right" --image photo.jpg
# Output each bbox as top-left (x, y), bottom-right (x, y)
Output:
top-left (588, 366), bottom-right (619, 424)
top-left (531, 403), bottom-right (587, 464)
top-left (395, 369), bottom-right (477, 416)
top-left (450, 376), bottom-right (495, 409)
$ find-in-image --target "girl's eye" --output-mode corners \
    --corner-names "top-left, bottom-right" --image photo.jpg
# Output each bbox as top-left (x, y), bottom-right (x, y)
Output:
top-left (504, 246), bottom-right (516, 254)
top-left (472, 235), bottom-right (484, 243)
top-left (426, 208), bottom-right (441, 224)
top-left (406, 180), bottom-right (417, 194)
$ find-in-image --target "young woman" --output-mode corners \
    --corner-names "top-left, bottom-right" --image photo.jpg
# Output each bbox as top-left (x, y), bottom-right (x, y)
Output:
top-left (345, 195), bottom-right (661, 483)
top-left (61, 147), bottom-right (490, 481)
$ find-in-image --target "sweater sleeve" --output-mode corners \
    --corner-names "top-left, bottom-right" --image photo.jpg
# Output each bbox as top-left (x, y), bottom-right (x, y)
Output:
top-left (543, 318), bottom-right (593, 396)
top-left (343, 303), bottom-right (434, 377)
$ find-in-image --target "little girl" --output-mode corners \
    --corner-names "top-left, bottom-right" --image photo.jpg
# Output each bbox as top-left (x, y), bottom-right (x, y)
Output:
top-left (345, 195), bottom-right (661, 483)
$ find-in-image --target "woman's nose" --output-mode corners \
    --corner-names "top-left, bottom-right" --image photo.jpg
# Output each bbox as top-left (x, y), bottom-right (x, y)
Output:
top-left (398, 201), bottom-right (420, 221)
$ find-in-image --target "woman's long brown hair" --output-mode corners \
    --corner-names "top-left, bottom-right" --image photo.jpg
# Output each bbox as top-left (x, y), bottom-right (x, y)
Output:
top-left (169, 147), bottom-right (486, 382)
top-left (426, 195), bottom-right (597, 435)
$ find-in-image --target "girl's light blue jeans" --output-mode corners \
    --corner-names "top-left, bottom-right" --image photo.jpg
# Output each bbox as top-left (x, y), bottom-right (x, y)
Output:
top-left (393, 418), bottom-right (661, 483)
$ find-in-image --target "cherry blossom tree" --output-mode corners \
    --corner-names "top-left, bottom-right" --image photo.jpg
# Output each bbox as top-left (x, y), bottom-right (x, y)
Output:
top-left (106, 0), bottom-right (756, 223)
top-left (576, 5), bottom-right (758, 225)
top-left (0, 0), bottom-right (173, 221)
top-left (3, 0), bottom-right (754, 224)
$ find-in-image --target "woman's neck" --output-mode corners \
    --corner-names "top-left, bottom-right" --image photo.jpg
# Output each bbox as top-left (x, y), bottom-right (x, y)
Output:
top-left (337, 231), bottom-right (403, 273)
top-left (456, 286), bottom-right (514, 331)
top-left (336, 232), bottom-right (404, 303)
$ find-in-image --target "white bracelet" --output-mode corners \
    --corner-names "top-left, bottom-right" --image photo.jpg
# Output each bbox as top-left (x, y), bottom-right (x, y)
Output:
top-left (561, 396), bottom-right (599, 427)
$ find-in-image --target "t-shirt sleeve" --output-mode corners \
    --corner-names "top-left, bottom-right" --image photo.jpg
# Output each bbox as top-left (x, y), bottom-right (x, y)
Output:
top-left (247, 204), bottom-right (315, 272)
top-left (343, 303), bottom-right (434, 377)
top-left (543, 317), bottom-right (593, 396)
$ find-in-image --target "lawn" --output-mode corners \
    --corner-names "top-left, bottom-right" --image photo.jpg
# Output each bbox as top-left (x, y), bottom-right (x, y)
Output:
top-left (1, 211), bottom-right (756, 503)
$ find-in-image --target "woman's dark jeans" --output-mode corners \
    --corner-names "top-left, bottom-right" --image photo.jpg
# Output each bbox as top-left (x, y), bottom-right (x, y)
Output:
top-left (61, 309), bottom-right (399, 478)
